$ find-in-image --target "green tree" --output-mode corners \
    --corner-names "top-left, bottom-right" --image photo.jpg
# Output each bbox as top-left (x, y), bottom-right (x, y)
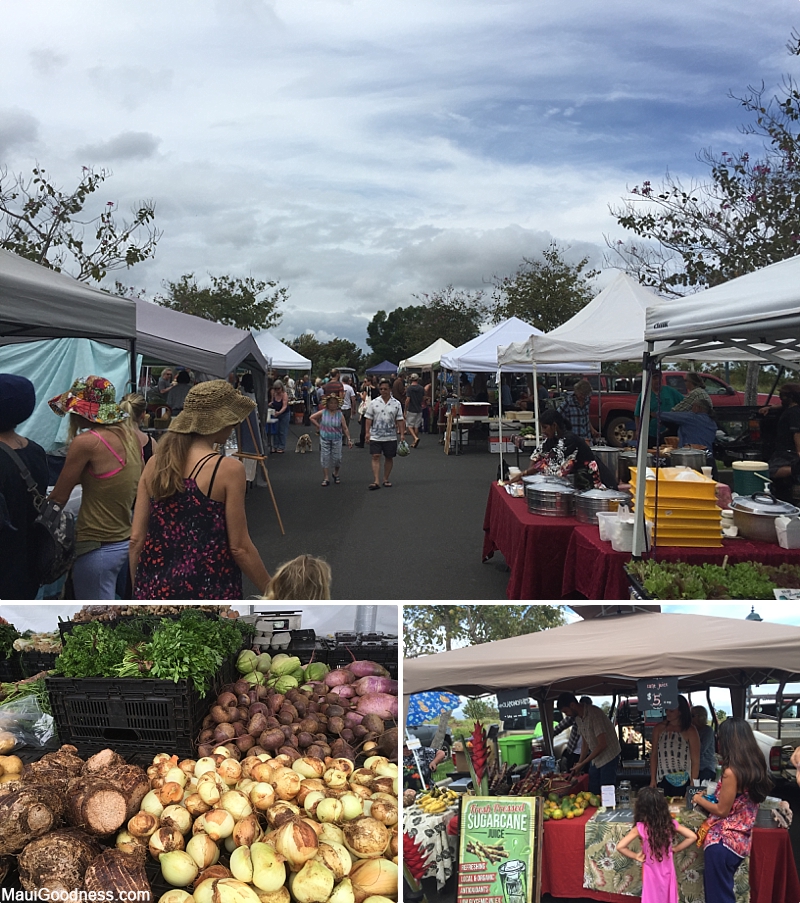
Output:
top-left (285, 334), bottom-right (365, 376)
top-left (156, 273), bottom-right (287, 331)
top-left (462, 698), bottom-right (500, 722)
top-left (0, 165), bottom-right (160, 282)
top-left (490, 243), bottom-right (599, 331)
top-left (607, 39), bottom-right (800, 295)
top-left (409, 285), bottom-right (487, 349)
top-left (365, 306), bottom-right (424, 366)
top-left (403, 605), bottom-right (565, 658)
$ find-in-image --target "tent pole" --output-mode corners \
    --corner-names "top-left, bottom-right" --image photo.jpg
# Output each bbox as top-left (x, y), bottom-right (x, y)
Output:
top-left (631, 348), bottom-right (653, 558)
top-left (497, 366), bottom-right (503, 463)
top-left (130, 338), bottom-right (137, 394)
top-left (533, 364), bottom-right (541, 446)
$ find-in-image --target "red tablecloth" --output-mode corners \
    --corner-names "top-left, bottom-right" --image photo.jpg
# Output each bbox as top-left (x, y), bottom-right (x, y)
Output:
top-left (482, 482), bottom-right (578, 600)
top-left (562, 523), bottom-right (800, 599)
top-left (540, 813), bottom-right (800, 903)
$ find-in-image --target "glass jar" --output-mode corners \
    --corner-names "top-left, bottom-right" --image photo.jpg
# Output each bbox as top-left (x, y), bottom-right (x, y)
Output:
top-left (618, 780), bottom-right (632, 807)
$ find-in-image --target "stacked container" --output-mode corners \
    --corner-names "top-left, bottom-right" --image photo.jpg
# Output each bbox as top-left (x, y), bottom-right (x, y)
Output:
top-left (629, 466), bottom-right (722, 547)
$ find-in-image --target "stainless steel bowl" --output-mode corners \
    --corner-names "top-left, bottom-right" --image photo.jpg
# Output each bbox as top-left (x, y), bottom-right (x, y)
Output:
top-left (575, 488), bottom-right (632, 525)
top-left (730, 493), bottom-right (799, 543)
top-left (526, 480), bottom-right (577, 517)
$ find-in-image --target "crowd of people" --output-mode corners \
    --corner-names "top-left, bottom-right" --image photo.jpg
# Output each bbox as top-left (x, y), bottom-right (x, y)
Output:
top-left (0, 370), bottom-right (336, 600)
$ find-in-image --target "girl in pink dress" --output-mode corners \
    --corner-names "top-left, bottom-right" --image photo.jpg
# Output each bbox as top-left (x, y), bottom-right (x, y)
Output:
top-left (616, 787), bottom-right (698, 903)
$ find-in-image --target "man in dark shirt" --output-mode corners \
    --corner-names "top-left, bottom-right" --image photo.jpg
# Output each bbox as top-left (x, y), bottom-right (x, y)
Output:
top-left (405, 374), bottom-right (425, 448)
top-left (765, 383), bottom-right (800, 501)
top-left (323, 369), bottom-right (344, 399)
top-left (392, 373), bottom-right (406, 409)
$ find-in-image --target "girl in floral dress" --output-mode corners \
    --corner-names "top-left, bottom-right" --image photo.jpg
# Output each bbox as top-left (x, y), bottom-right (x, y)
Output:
top-left (617, 787), bottom-right (697, 903)
top-left (692, 718), bottom-right (771, 903)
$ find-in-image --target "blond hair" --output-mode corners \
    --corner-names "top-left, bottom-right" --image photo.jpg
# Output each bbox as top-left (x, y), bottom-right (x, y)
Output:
top-left (120, 392), bottom-right (147, 422)
top-left (148, 431), bottom-right (195, 500)
top-left (262, 555), bottom-right (332, 600)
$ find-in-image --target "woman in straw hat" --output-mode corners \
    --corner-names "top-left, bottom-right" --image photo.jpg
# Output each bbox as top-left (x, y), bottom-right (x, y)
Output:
top-left (48, 375), bottom-right (142, 599)
top-left (129, 379), bottom-right (271, 598)
top-left (309, 392), bottom-right (352, 486)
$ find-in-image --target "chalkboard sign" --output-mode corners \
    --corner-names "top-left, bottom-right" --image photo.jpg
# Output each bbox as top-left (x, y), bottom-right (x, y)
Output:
top-left (636, 677), bottom-right (679, 713)
top-left (236, 408), bottom-right (265, 457)
top-left (497, 689), bottom-right (532, 719)
top-left (457, 796), bottom-right (542, 903)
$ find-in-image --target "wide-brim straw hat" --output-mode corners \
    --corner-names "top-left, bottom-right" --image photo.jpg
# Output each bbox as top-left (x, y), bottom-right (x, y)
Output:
top-left (323, 393), bottom-right (342, 407)
top-left (48, 375), bottom-right (128, 425)
top-left (169, 379), bottom-right (256, 435)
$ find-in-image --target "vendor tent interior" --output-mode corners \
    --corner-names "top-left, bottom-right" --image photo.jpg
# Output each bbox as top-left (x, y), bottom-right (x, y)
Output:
top-left (632, 253), bottom-right (800, 554)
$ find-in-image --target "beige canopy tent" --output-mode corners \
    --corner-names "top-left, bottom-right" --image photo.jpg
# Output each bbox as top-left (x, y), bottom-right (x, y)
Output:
top-left (404, 610), bottom-right (800, 704)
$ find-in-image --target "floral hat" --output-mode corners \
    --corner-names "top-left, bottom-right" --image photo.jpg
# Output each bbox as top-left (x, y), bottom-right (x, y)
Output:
top-left (48, 375), bottom-right (128, 425)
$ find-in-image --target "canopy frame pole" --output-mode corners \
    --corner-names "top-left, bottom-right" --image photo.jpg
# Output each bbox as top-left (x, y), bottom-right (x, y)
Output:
top-left (631, 347), bottom-right (653, 558)
top-left (533, 364), bottom-right (541, 445)
top-left (129, 337), bottom-right (138, 394)
top-left (497, 365), bottom-right (503, 466)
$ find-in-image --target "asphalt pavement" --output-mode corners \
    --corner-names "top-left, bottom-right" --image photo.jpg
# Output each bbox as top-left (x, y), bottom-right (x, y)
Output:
top-left (241, 419), bottom-right (515, 600)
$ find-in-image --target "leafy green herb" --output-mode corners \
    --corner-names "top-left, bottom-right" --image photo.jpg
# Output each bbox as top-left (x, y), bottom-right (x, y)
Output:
top-left (0, 619), bottom-right (21, 660)
top-left (627, 559), bottom-right (799, 600)
top-left (55, 621), bottom-right (147, 678)
top-left (0, 676), bottom-right (52, 714)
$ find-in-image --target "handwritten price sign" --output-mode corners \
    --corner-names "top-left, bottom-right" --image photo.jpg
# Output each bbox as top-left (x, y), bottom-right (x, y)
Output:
top-left (636, 677), bottom-right (679, 713)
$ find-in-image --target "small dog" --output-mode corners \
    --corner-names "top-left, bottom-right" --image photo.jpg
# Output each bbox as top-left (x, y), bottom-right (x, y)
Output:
top-left (295, 434), bottom-right (313, 454)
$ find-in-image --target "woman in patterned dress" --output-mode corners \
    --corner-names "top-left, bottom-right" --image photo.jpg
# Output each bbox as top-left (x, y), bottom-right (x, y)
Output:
top-left (692, 718), bottom-right (771, 903)
top-left (649, 696), bottom-right (700, 798)
top-left (129, 380), bottom-right (271, 599)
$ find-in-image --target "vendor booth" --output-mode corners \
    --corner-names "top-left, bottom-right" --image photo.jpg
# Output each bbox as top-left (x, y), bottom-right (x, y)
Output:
top-left (253, 330), bottom-right (312, 372)
top-left (404, 611), bottom-right (800, 903)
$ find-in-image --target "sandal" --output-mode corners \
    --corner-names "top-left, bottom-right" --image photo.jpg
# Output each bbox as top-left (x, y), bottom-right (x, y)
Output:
top-left (368, 483), bottom-right (381, 491)
top-left (321, 480), bottom-right (330, 487)
top-left (412, 440), bottom-right (419, 448)
top-left (383, 481), bottom-right (393, 487)
top-left (333, 475), bottom-right (341, 484)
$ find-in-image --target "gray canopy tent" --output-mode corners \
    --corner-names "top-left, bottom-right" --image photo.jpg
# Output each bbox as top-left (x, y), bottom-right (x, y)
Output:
top-left (404, 610), bottom-right (800, 754)
top-left (129, 299), bottom-right (271, 413)
top-left (0, 248), bottom-right (138, 386)
top-left (632, 254), bottom-right (800, 555)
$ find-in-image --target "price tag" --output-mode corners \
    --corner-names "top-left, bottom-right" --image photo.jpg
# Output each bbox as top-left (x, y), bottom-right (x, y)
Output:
top-left (406, 737), bottom-right (422, 750)
top-left (601, 785), bottom-right (616, 809)
top-left (637, 677), bottom-right (679, 713)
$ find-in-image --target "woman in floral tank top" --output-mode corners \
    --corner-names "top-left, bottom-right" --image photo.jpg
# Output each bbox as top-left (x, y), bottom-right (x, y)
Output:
top-left (692, 718), bottom-right (771, 903)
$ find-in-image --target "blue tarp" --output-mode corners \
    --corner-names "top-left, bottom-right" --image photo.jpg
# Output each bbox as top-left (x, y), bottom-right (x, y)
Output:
top-left (0, 338), bottom-right (138, 453)
top-left (366, 360), bottom-right (399, 375)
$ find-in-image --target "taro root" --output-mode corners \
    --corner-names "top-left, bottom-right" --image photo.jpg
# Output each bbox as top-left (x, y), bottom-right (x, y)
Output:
top-left (0, 784), bottom-right (67, 855)
top-left (18, 828), bottom-right (103, 896)
top-left (84, 849), bottom-right (150, 903)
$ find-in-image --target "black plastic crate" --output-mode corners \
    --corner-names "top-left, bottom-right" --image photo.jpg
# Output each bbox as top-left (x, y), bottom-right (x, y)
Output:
top-left (46, 656), bottom-right (234, 759)
top-left (0, 652), bottom-right (23, 682)
top-left (20, 650), bottom-right (58, 677)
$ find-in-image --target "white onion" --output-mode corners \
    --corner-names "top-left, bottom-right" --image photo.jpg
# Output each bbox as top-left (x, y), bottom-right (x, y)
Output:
top-left (293, 757), bottom-right (325, 779)
top-left (158, 890), bottom-right (194, 903)
top-left (339, 794), bottom-right (364, 821)
top-left (218, 758), bottom-right (243, 785)
top-left (193, 878), bottom-right (261, 903)
top-left (220, 789), bottom-right (253, 821)
top-left (165, 766), bottom-right (188, 787)
top-left (318, 823), bottom-right (346, 847)
top-left (323, 769), bottom-right (348, 790)
top-left (302, 791), bottom-right (326, 817)
top-left (288, 861), bottom-right (335, 903)
top-left (161, 805), bottom-right (193, 835)
top-left (313, 840), bottom-right (352, 880)
top-left (160, 850), bottom-right (199, 888)
top-left (186, 832), bottom-right (221, 869)
top-left (229, 846), bottom-right (254, 884)
top-left (213, 745), bottom-right (233, 758)
top-left (149, 826), bottom-right (186, 859)
top-left (249, 782), bottom-right (276, 812)
top-left (194, 757), bottom-right (218, 777)
top-left (141, 789), bottom-right (165, 818)
top-left (200, 808), bottom-right (235, 841)
top-left (326, 878), bottom-right (356, 903)
top-left (249, 841), bottom-right (287, 892)
top-left (231, 813), bottom-right (262, 848)
top-left (342, 818), bottom-right (389, 860)
top-left (315, 798), bottom-right (344, 824)
top-left (250, 888), bottom-right (289, 903)
top-left (272, 818), bottom-right (319, 869)
top-left (349, 859), bottom-right (398, 903)
top-left (272, 767), bottom-right (302, 801)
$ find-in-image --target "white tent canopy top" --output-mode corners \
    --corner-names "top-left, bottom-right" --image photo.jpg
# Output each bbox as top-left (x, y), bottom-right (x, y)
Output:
top-left (254, 331), bottom-right (312, 371)
top-left (440, 317), bottom-right (543, 372)
top-left (399, 337), bottom-right (456, 372)
top-left (644, 253), bottom-right (800, 369)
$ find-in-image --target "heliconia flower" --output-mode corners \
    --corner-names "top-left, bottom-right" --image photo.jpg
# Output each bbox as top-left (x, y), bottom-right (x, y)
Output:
top-left (403, 832), bottom-right (430, 882)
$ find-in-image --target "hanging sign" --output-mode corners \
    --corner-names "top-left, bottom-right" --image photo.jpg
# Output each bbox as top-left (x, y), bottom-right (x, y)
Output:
top-left (497, 688), bottom-right (532, 719)
top-left (457, 796), bottom-right (542, 903)
top-left (636, 677), bottom-right (679, 713)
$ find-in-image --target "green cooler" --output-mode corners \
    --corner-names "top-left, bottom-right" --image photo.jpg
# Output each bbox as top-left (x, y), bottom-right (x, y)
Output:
top-left (497, 733), bottom-right (537, 767)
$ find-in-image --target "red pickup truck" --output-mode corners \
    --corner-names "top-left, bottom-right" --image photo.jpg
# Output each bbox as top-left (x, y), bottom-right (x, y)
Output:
top-left (573, 372), bottom-right (778, 447)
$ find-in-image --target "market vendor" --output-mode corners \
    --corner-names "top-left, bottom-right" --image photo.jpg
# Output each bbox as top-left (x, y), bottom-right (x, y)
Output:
top-left (659, 399), bottom-right (717, 449)
top-left (556, 692), bottom-right (621, 794)
top-left (403, 741), bottom-right (447, 791)
top-left (634, 370), bottom-right (683, 445)
top-left (553, 695), bottom-right (592, 772)
top-left (650, 696), bottom-right (700, 797)
top-left (508, 409), bottom-right (618, 490)
top-left (761, 382), bottom-right (800, 502)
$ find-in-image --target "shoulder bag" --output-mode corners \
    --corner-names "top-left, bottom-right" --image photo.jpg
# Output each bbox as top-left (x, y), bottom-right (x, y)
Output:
top-left (0, 443), bottom-right (76, 585)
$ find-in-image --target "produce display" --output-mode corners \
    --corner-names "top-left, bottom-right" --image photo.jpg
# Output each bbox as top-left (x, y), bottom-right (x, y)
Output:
top-left (627, 558), bottom-right (800, 600)
top-left (69, 605), bottom-right (240, 624)
top-left (412, 786), bottom-right (458, 814)
top-left (0, 618), bottom-right (20, 661)
top-left (541, 790), bottom-right (599, 821)
top-left (55, 609), bottom-right (250, 694)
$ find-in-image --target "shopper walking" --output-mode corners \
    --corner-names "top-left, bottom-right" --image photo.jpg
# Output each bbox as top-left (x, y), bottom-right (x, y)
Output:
top-left (365, 377), bottom-right (405, 490)
top-left (309, 394), bottom-right (352, 486)
top-left (356, 376), bottom-right (378, 447)
top-left (270, 379), bottom-right (291, 453)
top-left (405, 373), bottom-right (424, 448)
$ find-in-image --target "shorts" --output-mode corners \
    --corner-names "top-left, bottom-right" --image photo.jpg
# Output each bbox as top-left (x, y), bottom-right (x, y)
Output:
top-left (370, 440), bottom-right (397, 458)
top-left (406, 411), bottom-right (423, 429)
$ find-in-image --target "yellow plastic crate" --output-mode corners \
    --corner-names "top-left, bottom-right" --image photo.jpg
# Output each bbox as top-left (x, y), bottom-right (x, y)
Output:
top-left (649, 532), bottom-right (724, 548)
top-left (643, 506), bottom-right (722, 526)
top-left (630, 468), bottom-right (718, 506)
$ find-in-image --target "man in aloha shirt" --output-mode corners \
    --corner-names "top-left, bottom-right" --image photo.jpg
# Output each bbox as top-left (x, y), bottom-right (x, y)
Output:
top-left (365, 377), bottom-right (405, 490)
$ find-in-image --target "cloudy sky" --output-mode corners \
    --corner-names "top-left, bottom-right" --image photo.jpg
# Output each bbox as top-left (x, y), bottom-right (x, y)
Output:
top-left (2, 0), bottom-right (798, 351)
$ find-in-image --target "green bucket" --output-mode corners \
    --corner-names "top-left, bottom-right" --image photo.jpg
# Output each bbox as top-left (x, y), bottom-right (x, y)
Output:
top-left (732, 460), bottom-right (770, 496)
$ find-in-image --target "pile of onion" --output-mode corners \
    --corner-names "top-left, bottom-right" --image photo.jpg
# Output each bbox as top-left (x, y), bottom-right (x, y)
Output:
top-left (119, 748), bottom-right (398, 903)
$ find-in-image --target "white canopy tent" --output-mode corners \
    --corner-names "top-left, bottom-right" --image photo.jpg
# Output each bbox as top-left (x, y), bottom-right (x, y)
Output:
top-left (631, 254), bottom-right (800, 556)
top-left (399, 337), bottom-right (456, 372)
top-left (254, 331), bottom-right (312, 371)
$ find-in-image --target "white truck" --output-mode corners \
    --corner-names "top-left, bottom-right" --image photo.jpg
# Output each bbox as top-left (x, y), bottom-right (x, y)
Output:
top-left (747, 695), bottom-right (799, 784)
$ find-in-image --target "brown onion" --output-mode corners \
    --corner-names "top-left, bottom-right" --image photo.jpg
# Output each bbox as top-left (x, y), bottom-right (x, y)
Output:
top-left (273, 818), bottom-right (319, 870)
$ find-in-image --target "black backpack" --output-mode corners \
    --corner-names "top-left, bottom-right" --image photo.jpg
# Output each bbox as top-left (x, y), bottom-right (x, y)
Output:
top-left (0, 443), bottom-right (76, 585)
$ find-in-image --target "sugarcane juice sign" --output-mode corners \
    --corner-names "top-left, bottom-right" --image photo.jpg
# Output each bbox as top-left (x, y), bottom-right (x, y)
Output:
top-left (636, 677), bottom-right (679, 714)
top-left (457, 796), bottom-right (542, 903)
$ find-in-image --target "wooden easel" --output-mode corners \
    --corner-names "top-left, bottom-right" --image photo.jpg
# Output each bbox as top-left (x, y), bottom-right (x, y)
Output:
top-left (444, 409), bottom-right (454, 455)
top-left (234, 414), bottom-right (285, 535)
